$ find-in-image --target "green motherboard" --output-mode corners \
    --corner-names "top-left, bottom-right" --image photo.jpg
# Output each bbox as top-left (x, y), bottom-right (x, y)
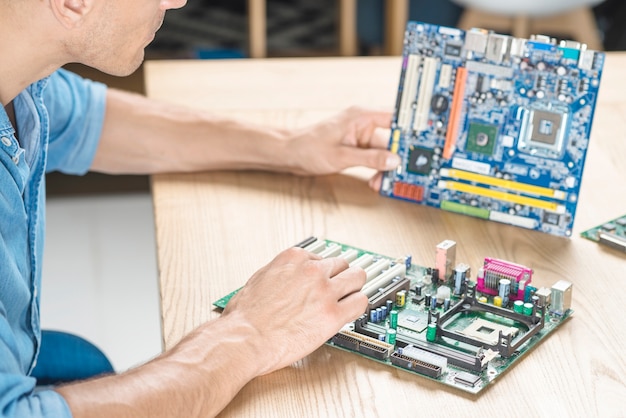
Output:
top-left (581, 214), bottom-right (626, 253)
top-left (214, 237), bottom-right (573, 394)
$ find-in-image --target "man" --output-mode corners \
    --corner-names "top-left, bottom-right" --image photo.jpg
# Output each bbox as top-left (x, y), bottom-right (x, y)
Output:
top-left (0, 0), bottom-right (401, 417)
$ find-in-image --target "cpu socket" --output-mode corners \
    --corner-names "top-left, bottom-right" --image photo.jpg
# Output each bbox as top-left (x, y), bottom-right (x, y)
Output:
top-left (518, 107), bottom-right (568, 158)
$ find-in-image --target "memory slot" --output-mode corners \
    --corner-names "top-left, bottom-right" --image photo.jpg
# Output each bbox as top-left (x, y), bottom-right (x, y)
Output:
top-left (398, 54), bottom-right (422, 130)
top-left (440, 168), bottom-right (567, 200)
top-left (362, 263), bottom-right (407, 298)
top-left (441, 200), bottom-right (539, 230)
top-left (438, 180), bottom-right (565, 213)
top-left (413, 57), bottom-right (438, 132)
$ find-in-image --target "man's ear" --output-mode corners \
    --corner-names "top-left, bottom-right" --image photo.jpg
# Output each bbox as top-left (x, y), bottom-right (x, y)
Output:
top-left (49, 0), bottom-right (94, 28)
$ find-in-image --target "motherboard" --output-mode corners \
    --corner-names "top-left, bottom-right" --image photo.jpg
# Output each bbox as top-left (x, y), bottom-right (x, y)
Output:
top-left (581, 214), bottom-right (626, 253)
top-left (214, 237), bottom-right (573, 394)
top-left (380, 22), bottom-right (605, 237)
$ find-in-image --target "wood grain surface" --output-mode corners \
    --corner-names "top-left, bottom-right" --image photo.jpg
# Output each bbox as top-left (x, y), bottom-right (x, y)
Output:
top-left (145, 55), bottom-right (626, 417)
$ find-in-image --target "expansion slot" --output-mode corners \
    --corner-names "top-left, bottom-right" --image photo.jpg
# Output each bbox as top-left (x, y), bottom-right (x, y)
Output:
top-left (413, 57), bottom-right (438, 132)
top-left (318, 243), bottom-right (342, 258)
top-left (362, 263), bottom-right (407, 297)
top-left (438, 180), bottom-right (564, 213)
top-left (443, 66), bottom-right (467, 159)
top-left (440, 168), bottom-right (567, 200)
top-left (398, 54), bottom-right (421, 130)
top-left (350, 253), bottom-right (374, 269)
top-left (367, 278), bottom-right (411, 314)
top-left (364, 258), bottom-right (392, 282)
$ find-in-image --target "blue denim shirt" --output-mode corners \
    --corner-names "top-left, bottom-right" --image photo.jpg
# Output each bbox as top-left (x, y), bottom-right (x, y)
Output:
top-left (0, 69), bottom-right (106, 417)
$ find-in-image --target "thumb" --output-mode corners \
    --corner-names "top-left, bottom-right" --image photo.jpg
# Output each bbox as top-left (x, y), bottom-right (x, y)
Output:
top-left (340, 148), bottom-right (401, 171)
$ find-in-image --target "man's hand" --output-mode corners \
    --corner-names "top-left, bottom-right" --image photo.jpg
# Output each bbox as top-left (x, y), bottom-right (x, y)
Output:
top-left (222, 247), bottom-right (368, 376)
top-left (283, 107), bottom-right (400, 190)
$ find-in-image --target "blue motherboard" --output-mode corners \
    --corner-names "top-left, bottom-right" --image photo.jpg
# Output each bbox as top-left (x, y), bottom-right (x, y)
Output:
top-left (380, 22), bottom-right (605, 237)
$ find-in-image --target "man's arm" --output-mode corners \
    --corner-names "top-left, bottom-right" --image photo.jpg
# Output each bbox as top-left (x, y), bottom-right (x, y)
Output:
top-left (56, 248), bottom-right (368, 417)
top-left (90, 89), bottom-right (400, 178)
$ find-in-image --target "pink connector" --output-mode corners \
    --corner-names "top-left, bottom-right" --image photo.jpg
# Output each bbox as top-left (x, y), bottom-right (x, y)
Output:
top-left (476, 258), bottom-right (533, 301)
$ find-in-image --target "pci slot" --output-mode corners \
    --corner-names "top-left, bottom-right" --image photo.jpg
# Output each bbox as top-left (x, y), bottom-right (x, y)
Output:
top-left (303, 239), bottom-right (327, 254)
top-left (413, 57), bottom-right (438, 132)
top-left (367, 278), bottom-right (411, 315)
top-left (440, 168), bottom-right (567, 200)
top-left (398, 54), bottom-right (422, 131)
top-left (362, 263), bottom-right (407, 298)
top-left (350, 253), bottom-right (374, 270)
top-left (318, 243), bottom-right (342, 258)
top-left (390, 352), bottom-right (443, 378)
top-left (438, 180), bottom-right (565, 213)
top-left (443, 66), bottom-right (468, 159)
top-left (364, 258), bottom-right (392, 282)
top-left (340, 248), bottom-right (359, 263)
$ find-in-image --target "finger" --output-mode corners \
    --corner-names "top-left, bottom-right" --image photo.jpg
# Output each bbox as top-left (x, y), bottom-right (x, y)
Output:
top-left (316, 256), bottom-right (350, 279)
top-left (357, 110), bottom-right (393, 129)
top-left (336, 291), bottom-right (369, 324)
top-left (369, 127), bottom-right (392, 149)
top-left (330, 266), bottom-right (366, 300)
top-left (339, 147), bottom-right (401, 172)
top-left (368, 172), bottom-right (383, 192)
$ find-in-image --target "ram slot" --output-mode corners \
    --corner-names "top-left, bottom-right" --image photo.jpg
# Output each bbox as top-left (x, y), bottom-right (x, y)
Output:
top-left (413, 57), bottom-right (438, 132)
top-left (398, 54), bottom-right (421, 131)
top-left (362, 263), bottom-right (407, 298)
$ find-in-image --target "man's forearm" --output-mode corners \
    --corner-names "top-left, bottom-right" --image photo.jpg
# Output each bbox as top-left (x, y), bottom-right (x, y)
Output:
top-left (91, 88), bottom-right (293, 175)
top-left (56, 317), bottom-right (264, 418)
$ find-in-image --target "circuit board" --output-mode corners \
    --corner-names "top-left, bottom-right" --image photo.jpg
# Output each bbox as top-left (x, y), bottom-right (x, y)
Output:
top-left (380, 22), bottom-right (605, 237)
top-left (214, 237), bottom-right (573, 394)
top-left (581, 214), bottom-right (626, 253)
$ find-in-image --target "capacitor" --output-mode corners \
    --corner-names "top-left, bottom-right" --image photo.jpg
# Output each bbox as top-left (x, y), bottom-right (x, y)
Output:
top-left (444, 298), bottom-right (451, 311)
top-left (381, 306), bottom-right (388, 320)
top-left (493, 296), bottom-right (503, 307)
top-left (378, 334), bottom-right (386, 342)
top-left (424, 293), bottom-right (432, 307)
top-left (513, 300), bottom-right (524, 314)
top-left (523, 302), bottom-right (534, 316)
top-left (386, 329), bottom-right (397, 345)
top-left (430, 296), bottom-right (437, 310)
top-left (370, 310), bottom-right (377, 323)
top-left (426, 323), bottom-right (437, 342)
top-left (499, 279), bottom-right (511, 306)
top-left (478, 296), bottom-right (488, 303)
top-left (386, 299), bottom-right (393, 312)
top-left (396, 290), bottom-right (406, 308)
top-left (376, 308), bottom-right (383, 322)
top-left (390, 310), bottom-right (398, 329)
top-left (415, 282), bottom-right (423, 297)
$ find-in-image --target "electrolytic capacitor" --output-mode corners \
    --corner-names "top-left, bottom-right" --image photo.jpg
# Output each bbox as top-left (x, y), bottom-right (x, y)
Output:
top-left (426, 323), bottom-right (437, 342)
top-left (386, 329), bottom-right (397, 345)
top-left (415, 282), bottom-right (423, 297)
top-left (513, 300), bottom-right (524, 314)
top-left (444, 298), bottom-right (451, 311)
top-left (499, 279), bottom-right (511, 306)
top-left (381, 306), bottom-right (388, 320)
top-left (386, 299), bottom-right (393, 312)
top-left (424, 293), bottom-right (432, 307)
top-left (376, 307), bottom-right (383, 322)
top-left (430, 295), bottom-right (437, 310)
top-left (523, 302), bottom-right (534, 316)
top-left (370, 309), bottom-right (378, 323)
top-left (390, 310), bottom-right (399, 329)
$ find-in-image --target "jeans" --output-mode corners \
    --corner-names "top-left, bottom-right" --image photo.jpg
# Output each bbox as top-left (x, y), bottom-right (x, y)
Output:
top-left (31, 330), bottom-right (114, 386)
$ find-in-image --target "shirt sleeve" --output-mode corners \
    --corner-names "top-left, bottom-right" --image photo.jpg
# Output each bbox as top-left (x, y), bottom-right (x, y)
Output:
top-left (0, 317), bottom-right (72, 417)
top-left (45, 69), bottom-right (107, 175)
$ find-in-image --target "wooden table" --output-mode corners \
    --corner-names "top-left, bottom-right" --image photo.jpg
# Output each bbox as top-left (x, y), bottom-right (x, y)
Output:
top-left (145, 55), bottom-right (626, 417)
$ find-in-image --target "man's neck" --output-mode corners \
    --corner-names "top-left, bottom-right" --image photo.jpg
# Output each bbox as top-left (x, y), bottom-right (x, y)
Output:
top-left (0, 8), bottom-right (66, 105)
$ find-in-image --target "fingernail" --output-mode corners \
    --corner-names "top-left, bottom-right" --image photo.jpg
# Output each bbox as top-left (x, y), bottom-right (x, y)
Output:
top-left (385, 154), bottom-right (401, 170)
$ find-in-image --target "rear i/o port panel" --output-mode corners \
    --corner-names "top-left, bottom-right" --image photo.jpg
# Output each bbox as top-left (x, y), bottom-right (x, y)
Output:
top-left (581, 214), bottom-right (626, 253)
top-left (380, 22), bottom-right (605, 237)
top-left (214, 237), bottom-right (573, 394)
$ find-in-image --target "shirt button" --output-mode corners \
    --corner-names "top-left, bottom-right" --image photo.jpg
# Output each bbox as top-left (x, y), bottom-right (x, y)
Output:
top-left (1, 136), bottom-right (11, 146)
